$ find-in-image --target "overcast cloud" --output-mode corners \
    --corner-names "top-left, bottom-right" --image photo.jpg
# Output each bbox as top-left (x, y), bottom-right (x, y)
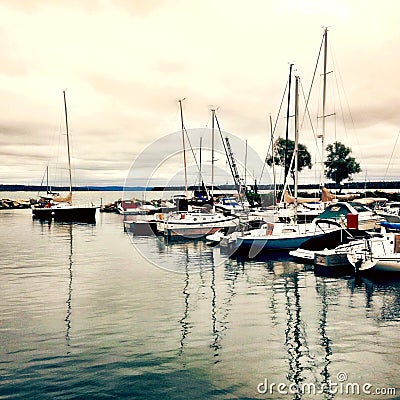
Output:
top-left (0, 0), bottom-right (399, 187)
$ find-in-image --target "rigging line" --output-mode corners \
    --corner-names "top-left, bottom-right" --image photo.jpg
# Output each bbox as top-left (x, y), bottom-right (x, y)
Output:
top-left (295, 31), bottom-right (324, 180)
top-left (331, 47), bottom-right (347, 146)
top-left (182, 123), bottom-right (210, 197)
top-left (214, 113), bottom-right (238, 194)
top-left (384, 129), bottom-right (400, 180)
top-left (299, 80), bottom-right (318, 149)
top-left (39, 167), bottom-right (47, 193)
top-left (259, 80), bottom-right (289, 184)
top-left (299, 80), bottom-right (324, 184)
top-left (54, 111), bottom-right (64, 187)
top-left (331, 42), bottom-right (363, 161)
top-left (301, 34), bottom-right (325, 130)
top-left (258, 122), bottom-right (273, 185)
top-left (300, 31), bottom-right (325, 130)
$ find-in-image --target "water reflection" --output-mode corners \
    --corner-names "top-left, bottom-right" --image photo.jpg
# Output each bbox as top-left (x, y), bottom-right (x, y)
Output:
top-left (177, 250), bottom-right (243, 364)
top-left (130, 234), bottom-right (221, 273)
top-left (315, 277), bottom-right (333, 399)
top-left (210, 258), bottom-right (221, 361)
top-left (284, 273), bottom-right (305, 399)
top-left (179, 249), bottom-right (190, 356)
top-left (65, 223), bottom-right (73, 353)
top-left (360, 276), bottom-right (400, 323)
top-left (14, 212), bottom-right (399, 399)
top-left (33, 220), bottom-right (77, 354)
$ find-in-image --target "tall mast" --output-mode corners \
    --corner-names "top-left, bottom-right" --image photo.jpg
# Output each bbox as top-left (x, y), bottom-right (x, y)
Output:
top-left (178, 99), bottom-right (188, 198)
top-left (211, 108), bottom-right (215, 199)
top-left (321, 27), bottom-right (328, 188)
top-left (63, 90), bottom-right (72, 196)
top-left (199, 136), bottom-right (202, 182)
top-left (270, 114), bottom-right (277, 207)
top-left (244, 139), bottom-right (248, 186)
top-left (294, 75), bottom-right (300, 222)
top-left (284, 63), bottom-right (294, 188)
top-left (46, 165), bottom-right (49, 193)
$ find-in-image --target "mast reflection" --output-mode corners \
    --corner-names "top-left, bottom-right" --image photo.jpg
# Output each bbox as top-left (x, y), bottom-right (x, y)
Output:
top-left (179, 249), bottom-right (190, 356)
top-left (315, 277), bottom-right (333, 399)
top-left (65, 223), bottom-right (73, 353)
top-left (284, 273), bottom-right (304, 400)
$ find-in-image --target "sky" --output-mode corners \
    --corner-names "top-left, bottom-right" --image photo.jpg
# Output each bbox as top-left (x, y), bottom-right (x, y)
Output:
top-left (1, 0), bottom-right (400, 188)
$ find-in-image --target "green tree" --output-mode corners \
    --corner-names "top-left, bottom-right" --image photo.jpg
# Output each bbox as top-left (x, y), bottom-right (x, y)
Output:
top-left (267, 137), bottom-right (312, 180)
top-left (324, 141), bottom-right (361, 185)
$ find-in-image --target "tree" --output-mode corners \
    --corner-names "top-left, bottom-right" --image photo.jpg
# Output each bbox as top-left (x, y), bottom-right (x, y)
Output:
top-left (324, 141), bottom-right (361, 185)
top-left (267, 137), bottom-right (312, 180)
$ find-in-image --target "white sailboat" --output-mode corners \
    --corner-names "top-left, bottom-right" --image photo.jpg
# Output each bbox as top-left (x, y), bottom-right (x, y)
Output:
top-left (157, 207), bottom-right (239, 239)
top-left (232, 75), bottom-right (340, 256)
top-left (32, 91), bottom-right (97, 223)
top-left (157, 100), bottom-right (239, 239)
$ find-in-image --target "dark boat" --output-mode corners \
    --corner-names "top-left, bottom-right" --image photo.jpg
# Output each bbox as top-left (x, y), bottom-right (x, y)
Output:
top-left (32, 203), bottom-right (97, 223)
top-left (32, 91), bottom-right (97, 223)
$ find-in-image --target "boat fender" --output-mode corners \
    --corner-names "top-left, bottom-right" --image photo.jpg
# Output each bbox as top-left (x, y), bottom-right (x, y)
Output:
top-left (181, 213), bottom-right (185, 219)
top-left (266, 223), bottom-right (274, 235)
top-left (158, 213), bottom-right (164, 220)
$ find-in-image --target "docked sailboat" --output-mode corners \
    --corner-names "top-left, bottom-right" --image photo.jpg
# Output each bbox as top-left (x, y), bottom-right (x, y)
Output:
top-left (32, 91), bottom-right (97, 223)
top-left (155, 101), bottom-right (239, 239)
top-left (347, 232), bottom-right (400, 273)
top-left (233, 74), bottom-right (341, 256)
top-left (156, 207), bottom-right (239, 239)
top-left (234, 218), bottom-right (340, 256)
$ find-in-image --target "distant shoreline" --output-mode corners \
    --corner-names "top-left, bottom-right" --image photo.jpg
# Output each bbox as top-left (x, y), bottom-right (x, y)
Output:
top-left (2, 181), bottom-right (400, 192)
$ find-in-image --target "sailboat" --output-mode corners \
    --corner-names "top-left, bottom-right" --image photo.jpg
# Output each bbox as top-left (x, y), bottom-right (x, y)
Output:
top-left (32, 91), bottom-right (97, 223)
top-left (232, 75), bottom-right (340, 257)
top-left (156, 101), bottom-right (239, 239)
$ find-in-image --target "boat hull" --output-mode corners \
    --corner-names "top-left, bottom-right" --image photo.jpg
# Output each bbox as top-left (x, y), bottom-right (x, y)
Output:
top-left (124, 220), bottom-right (158, 236)
top-left (365, 257), bottom-right (400, 273)
top-left (158, 212), bottom-right (239, 239)
top-left (236, 232), bottom-right (327, 253)
top-left (31, 207), bottom-right (53, 220)
top-left (32, 206), bottom-right (97, 223)
top-left (166, 226), bottom-right (221, 238)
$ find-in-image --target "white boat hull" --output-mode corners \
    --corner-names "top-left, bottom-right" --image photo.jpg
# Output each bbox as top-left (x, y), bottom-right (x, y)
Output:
top-left (371, 257), bottom-right (400, 272)
top-left (157, 211), bottom-right (239, 239)
top-left (347, 233), bottom-right (400, 273)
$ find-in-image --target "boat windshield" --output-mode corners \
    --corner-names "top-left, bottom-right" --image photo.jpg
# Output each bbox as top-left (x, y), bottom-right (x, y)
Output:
top-left (349, 202), bottom-right (371, 213)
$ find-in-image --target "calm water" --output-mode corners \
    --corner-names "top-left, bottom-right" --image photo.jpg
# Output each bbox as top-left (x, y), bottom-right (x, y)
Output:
top-left (1, 192), bottom-right (400, 399)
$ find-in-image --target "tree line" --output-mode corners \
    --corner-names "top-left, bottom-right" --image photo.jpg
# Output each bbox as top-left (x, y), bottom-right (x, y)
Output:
top-left (267, 138), bottom-right (361, 186)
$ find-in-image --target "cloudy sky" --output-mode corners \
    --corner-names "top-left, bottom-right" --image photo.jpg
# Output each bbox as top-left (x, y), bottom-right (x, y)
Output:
top-left (1, 0), bottom-right (399, 187)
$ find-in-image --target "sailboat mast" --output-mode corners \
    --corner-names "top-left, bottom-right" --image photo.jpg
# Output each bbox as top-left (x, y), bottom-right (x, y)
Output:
top-left (284, 63), bottom-right (294, 188)
top-left (270, 114), bottom-right (277, 207)
top-left (321, 28), bottom-right (328, 188)
top-left (199, 136), bottom-right (202, 182)
top-left (63, 90), bottom-right (73, 195)
top-left (179, 99), bottom-right (188, 198)
top-left (244, 139), bottom-right (248, 186)
top-left (211, 108), bottom-right (215, 199)
top-left (46, 165), bottom-right (49, 193)
top-left (294, 75), bottom-right (300, 221)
